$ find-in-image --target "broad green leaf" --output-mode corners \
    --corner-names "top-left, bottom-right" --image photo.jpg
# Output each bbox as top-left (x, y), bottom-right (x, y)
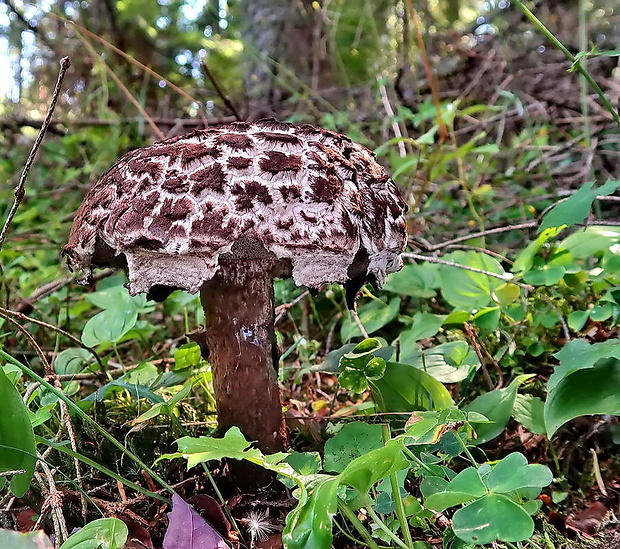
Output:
top-left (285, 452), bottom-right (322, 476)
top-left (452, 494), bottom-right (534, 544)
top-left (59, 518), bottom-right (128, 549)
top-left (282, 477), bottom-right (339, 549)
top-left (550, 339), bottom-right (620, 391)
top-left (523, 265), bottom-right (566, 286)
top-left (324, 422), bottom-right (383, 473)
top-left (372, 362), bottom-right (454, 412)
top-left (473, 307), bottom-right (500, 330)
top-left (483, 453), bottom-right (553, 493)
top-left (340, 298), bottom-right (401, 341)
top-left (539, 180), bottom-right (620, 233)
top-left (0, 529), bottom-right (53, 548)
top-left (338, 368), bottom-right (368, 393)
top-left (0, 365), bottom-right (36, 497)
top-left (512, 394), bottom-right (546, 435)
top-left (464, 375), bottom-right (534, 444)
top-left (339, 439), bottom-right (409, 494)
top-left (401, 312), bottom-right (446, 342)
top-left (54, 348), bottom-right (93, 375)
top-left (545, 358), bottom-right (620, 437)
top-left (399, 341), bottom-right (479, 383)
top-left (81, 307), bottom-right (138, 347)
top-left (439, 251), bottom-right (506, 311)
top-left (382, 263), bottom-right (440, 298)
top-left (559, 226), bottom-right (620, 258)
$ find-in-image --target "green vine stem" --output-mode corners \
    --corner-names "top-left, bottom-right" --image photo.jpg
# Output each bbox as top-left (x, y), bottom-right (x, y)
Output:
top-left (337, 499), bottom-right (382, 549)
top-left (513, 0), bottom-right (620, 126)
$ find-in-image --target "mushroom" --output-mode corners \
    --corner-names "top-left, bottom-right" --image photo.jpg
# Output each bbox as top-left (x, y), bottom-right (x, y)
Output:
top-left (62, 119), bottom-right (408, 456)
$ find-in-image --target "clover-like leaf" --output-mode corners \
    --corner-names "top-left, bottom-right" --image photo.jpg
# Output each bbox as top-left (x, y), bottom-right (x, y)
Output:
top-left (452, 494), bottom-right (534, 544)
top-left (482, 452), bottom-right (553, 493)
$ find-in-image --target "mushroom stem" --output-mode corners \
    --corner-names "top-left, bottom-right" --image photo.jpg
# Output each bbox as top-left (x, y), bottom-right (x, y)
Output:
top-left (200, 260), bottom-right (287, 454)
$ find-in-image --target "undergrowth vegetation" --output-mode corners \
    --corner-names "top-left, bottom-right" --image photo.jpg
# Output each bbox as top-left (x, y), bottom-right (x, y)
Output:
top-left (0, 1), bottom-right (619, 548)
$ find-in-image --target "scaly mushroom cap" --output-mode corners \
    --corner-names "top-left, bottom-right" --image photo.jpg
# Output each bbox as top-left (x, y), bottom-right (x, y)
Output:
top-left (63, 119), bottom-right (407, 296)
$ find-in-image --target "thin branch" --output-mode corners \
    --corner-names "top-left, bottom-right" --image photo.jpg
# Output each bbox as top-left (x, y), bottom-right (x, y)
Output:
top-left (402, 252), bottom-right (534, 291)
top-left (0, 57), bottom-right (70, 250)
top-left (200, 60), bottom-right (242, 121)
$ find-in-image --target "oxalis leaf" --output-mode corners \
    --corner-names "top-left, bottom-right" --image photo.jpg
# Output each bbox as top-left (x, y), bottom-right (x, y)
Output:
top-left (452, 493), bottom-right (534, 544)
top-left (0, 364), bottom-right (36, 497)
top-left (538, 180), bottom-right (620, 233)
top-left (482, 452), bottom-right (553, 493)
top-left (163, 493), bottom-right (228, 549)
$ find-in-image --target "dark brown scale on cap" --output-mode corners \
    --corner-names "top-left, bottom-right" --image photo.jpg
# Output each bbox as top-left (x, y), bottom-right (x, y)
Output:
top-left (300, 211), bottom-right (317, 223)
top-left (279, 184), bottom-right (302, 201)
top-left (162, 170), bottom-right (190, 194)
top-left (191, 163), bottom-right (227, 194)
top-left (259, 151), bottom-right (303, 174)
top-left (180, 144), bottom-right (221, 167)
top-left (255, 118), bottom-right (292, 132)
top-left (275, 217), bottom-right (294, 230)
top-left (128, 158), bottom-right (162, 178)
top-left (256, 132), bottom-right (302, 147)
top-left (226, 121), bottom-right (252, 132)
top-left (310, 175), bottom-right (344, 203)
top-left (215, 132), bottom-right (254, 150)
top-left (227, 156), bottom-right (253, 170)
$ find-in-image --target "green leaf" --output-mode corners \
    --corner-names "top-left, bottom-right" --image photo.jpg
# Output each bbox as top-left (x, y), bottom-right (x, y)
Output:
top-left (550, 339), bottom-right (620, 391)
top-left (513, 227), bottom-right (562, 274)
top-left (523, 265), bottom-right (566, 286)
top-left (172, 426), bottom-right (263, 468)
top-left (282, 477), bottom-right (340, 549)
top-left (338, 368), bottom-right (368, 393)
top-left (539, 180), bottom-right (620, 233)
top-left (372, 362), bottom-right (454, 412)
top-left (439, 251), bottom-right (506, 311)
top-left (452, 494), bottom-right (534, 544)
top-left (567, 311), bottom-right (589, 332)
top-left (0, 365), bottom-right (36, 497)
top-left (425, 468), bottom-right (487, 512)
top-left (483, 453), bottom-right (553, 493)
top-left (545, 358), bottom-right (620, 437)
top-left (285, 452), bottom-right (322, 476)
top-left (131, 383), bottom-right (193, 425)
top-left (512, 394), bottom-right (546, 435)
top-left (493, 283), bottom-right (521, 306)
top-left (339, 439), bottom-right (409, 494)
top-left (318, 341), bottom-right (394, 373)
top-left (54, 348), bottom-right (93, 375)
top-left (382, 263), bottom-right (440, 298)
top-left (559, 226), bottom-right (620, 258)
top-left (81, 307), bottom-right (138, 347)
top-left (464, 375), bottom-right (534, 444)
top-left (173, 343), bottom-right (202, 369)
top-left (59, 518), bottom-right (128, 549)
top-left (324, 422), bottom-right (383, 473)
top-left (340, 298), bottom-right (401, 341)
top-left (399, 341), bottom-right (479, 383)
top-left (401, 312), bottom-right (446, 342)
top-left (0, 529), bottom-right (53, 548)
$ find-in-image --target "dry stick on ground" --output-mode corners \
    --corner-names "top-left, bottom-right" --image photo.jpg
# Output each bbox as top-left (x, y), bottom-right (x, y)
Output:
top-left (200, 60), bottom-right (242, 121)
top-left (0, 57), bottom-right (70, 250)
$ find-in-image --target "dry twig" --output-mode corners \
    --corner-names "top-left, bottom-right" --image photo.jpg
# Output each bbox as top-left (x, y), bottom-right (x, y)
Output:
top-left (0, 57), bottom-right (70, 249)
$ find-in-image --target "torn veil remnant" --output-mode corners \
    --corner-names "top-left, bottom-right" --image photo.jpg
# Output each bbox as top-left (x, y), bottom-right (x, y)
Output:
top-left (63, 119), bottom-right (408, 455)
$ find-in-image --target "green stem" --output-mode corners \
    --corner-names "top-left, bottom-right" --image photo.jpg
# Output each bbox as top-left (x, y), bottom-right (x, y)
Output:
top-left (455, 433), bottom-right (479, 467)
top-left (364, 497), bottom-right (410, 549)
top-left (338, 499), bottom-right (382, 549)
top-left (0, 350), bottom-right (174, 494)
top-left (381, 424), bottom-right (414, 549)
top-left (513, 0), bottom-right (620, 126)
top-left (402, 447), bottom-right (437, 476)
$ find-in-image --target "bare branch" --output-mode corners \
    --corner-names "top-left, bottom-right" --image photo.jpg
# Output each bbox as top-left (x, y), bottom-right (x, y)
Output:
top-left (0, 57), bottom-right (70, 249)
